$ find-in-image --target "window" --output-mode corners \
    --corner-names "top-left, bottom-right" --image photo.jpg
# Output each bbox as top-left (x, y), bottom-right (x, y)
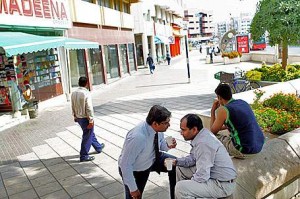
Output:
top-left (123, 2), bottom-right (130, 13)
top-left (82, 0), bottom-right (93, 3)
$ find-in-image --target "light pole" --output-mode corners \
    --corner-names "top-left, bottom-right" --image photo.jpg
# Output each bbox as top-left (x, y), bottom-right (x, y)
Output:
top-left (183, 21), bottom-right (191, 83)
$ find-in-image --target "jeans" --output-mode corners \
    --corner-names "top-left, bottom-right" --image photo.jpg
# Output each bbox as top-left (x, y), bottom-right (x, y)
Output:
top-left (77, 118), bottom-right (103, 160)
top-left (119, 152), bottom-right (176, 199)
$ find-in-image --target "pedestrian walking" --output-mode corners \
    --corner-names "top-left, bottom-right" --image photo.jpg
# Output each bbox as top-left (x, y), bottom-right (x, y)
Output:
top-left (209, 47), bottom-right (214, 63)
top-left (175, 114), bottom-right (237, 198)
top-left (166, 51), bottom-right (171, 65)
top-left (71, 77), bottom-right (105, 162)
top-left (199, 44), bottom-right (202, 53)
top-left (118, 105), bottom-right (177, 199)
top-left (146, 53), bottom-right (155, 74)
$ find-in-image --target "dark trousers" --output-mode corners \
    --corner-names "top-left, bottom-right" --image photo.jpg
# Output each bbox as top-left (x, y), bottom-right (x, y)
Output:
top-left (119, 152), bottom-right (176, 199)
top-left (167, 58), bottom-right (171, 65)
top-left (77, 118), bottom-right (102, 160)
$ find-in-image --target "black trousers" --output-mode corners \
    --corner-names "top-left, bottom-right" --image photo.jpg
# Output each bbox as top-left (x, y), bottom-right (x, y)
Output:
top-left (119, 152), bottom-right (176, 199)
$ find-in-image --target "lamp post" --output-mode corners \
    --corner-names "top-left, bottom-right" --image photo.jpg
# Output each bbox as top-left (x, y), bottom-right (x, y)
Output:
top-left (183, 22), bottom-right (191, 83)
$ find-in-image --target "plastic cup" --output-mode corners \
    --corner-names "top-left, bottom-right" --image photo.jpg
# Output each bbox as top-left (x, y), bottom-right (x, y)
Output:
top-left (165, 158), bottom-right (174, 171)
top-left (165, 136), bottom-right (173, 146)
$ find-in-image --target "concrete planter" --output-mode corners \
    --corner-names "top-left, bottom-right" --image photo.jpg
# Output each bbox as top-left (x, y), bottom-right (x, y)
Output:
top-left (259, 80), bottom-right (279, 87)
top-left (223, 57), bottom-right (241, 65)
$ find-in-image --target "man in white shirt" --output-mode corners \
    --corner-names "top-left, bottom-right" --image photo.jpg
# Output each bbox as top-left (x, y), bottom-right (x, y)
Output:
top-left (71, 77), bottom-right (105, 162)
top-left (175, 114), bottom-right (237, 198)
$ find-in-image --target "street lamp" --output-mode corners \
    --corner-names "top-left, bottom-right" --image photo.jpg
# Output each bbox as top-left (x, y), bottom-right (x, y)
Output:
top-left (182, 21), bottom-right (191, 83)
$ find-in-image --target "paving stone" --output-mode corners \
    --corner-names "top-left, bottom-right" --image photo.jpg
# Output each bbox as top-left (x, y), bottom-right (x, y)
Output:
top-left (0, 168), bottom-right (26, 180)
top-left (87, 176), bottom-right (116, 189)
top-left (30, 174), bottom-right (56, 187)
top-left (25, 167), bottom-right (51, 180)
top-left (57, 174), bottom-right (85, 187)
top-left (64, 181), bottom-right (95, 197)
top-left (17, 153), bottom-right (40, 167)
top-left (47, 162), bottom-right (71, 173)
top-left (3, 175), bottom-right (28, 186)
top-left (8, 189), bottom-right (38, 199)
top-left (144, 190), bottom-right (169, 199)
top-left (40, 189), bottom-right (71, 199)
top-left (97, 181), bottom-right (124, 198)
top-left (52, 168), bottom-right (78, 180)
top-left (73, 190), bottom-right (105, 199)
top-left (35, 181), bottom-right (62, 197)
top-left (6, 180), bottom-right (32, 196)
top-left (0, 186), bottom-right (7, 198)
top-left (32, 144), bottom-right (55, 157)
top-left (41, 157), bottom-right (65, 167)
top-left (0, 162), bottom-right (21, 173)
top-left (108, 192), bottom-right (124, 199)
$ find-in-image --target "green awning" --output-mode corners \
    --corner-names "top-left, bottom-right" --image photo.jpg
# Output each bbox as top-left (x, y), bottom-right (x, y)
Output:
top-left (0, 32), bottom-right (99, 56)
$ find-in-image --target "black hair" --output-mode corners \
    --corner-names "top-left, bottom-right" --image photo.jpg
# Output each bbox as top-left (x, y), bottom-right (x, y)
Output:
top-left (78, 77), bottom-right (88, 87)
top-left (181, 114), bottom-right (203, 131)
top-left (146, 105), bottom-right (171, 125)
top-left (215, 83), bottom-right (232, 100)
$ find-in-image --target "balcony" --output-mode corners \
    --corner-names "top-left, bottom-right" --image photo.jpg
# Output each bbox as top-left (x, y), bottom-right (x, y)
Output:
top-left (103, 7), bottom-right (121, 27)
top-left (70, 0), bottom-right (102, 25)
top-left (122, 13), bottom-right (134, 29)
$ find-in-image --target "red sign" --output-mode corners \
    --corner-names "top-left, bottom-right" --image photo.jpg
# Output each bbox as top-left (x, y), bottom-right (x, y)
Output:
top-left (236, 35), bottom-right (249, 53)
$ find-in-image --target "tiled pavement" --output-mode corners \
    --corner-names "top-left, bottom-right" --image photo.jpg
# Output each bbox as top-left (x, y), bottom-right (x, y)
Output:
top-left (0, 50), bottom-right (262, 198)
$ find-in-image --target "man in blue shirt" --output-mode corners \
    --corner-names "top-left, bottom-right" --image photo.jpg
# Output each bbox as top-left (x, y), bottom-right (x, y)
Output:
top-left (175, 114), bottom-right (237, 198)
top-left (210, 84), bottom-right (265, 158)
top-left (118, 105), bottom-right (177, 199)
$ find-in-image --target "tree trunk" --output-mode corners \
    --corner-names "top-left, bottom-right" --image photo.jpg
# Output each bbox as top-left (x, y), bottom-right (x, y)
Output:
top-left (282, 41), bottom-right (288, 70)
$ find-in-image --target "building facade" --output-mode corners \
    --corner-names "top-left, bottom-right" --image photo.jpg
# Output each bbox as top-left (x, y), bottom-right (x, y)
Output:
top-left (0, 0), bottom-right (139, 113)
top-left (131, 0), bottom-right (185, 66)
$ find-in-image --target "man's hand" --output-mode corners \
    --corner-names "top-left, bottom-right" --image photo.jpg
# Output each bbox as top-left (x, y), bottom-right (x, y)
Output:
top-left (211, 100), bottom-right (220, 113)
top-left (87, 121), bottom-right (94, 129)
top-left (167, 138), bottom-right (177, 149)
top-left (130, 189), bottom-right (141, 199)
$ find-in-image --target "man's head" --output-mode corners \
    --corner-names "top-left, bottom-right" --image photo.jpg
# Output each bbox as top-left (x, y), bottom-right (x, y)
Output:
top-left (146, 105), bottom-right (171, 132)
top-left (78, 77), bottom-right (88, 88)
top-left (180, 114), bottom-right (203, 141)
top-left (215, 83), bottom-right (232, 105)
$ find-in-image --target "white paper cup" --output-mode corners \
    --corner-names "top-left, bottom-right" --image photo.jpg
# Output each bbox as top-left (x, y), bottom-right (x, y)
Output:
top-left (165, 136), bottom-right (173, 146)
top-left (165, 158), bottom-right (174, 171)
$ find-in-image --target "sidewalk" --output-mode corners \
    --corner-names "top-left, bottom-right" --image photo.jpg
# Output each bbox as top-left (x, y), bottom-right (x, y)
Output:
top-left (0, 50), bottom-right (262, 198)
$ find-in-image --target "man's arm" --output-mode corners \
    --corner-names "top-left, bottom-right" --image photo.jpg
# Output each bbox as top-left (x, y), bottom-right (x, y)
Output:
top-left (210, 102), bottom-right (227, 135)
top-left (176, 154), bottom-right (196, 168)
top-left (119, 135), bottom-right (144, 193)
top-left (85, 93), bottom-right (94, 129)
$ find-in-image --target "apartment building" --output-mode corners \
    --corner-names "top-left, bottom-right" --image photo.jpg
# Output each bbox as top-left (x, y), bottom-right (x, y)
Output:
top-left (131, 0), bottom-right (185, 66)
top-left (239, 12), bottom-right (253, 34)
top-left (184, 8), bottom-right (214, 42)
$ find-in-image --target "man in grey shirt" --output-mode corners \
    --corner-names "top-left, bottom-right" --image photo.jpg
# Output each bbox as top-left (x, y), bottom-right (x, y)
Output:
top-left (175, 114), bottom-right (237, 198)
top-left (118, 105), bottom-right (177, 199)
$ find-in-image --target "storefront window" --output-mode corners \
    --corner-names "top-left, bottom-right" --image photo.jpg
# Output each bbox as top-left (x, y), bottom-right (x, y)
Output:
top-left (104, 45), bottom-right (119, 79)
top-left (88, 48), bottom-right (104, 85)
top-left (69, 49), bottom-right (87, 87)
top-left (119, 44), bottom-right (128, 74)
top-left (128, 43), bottom-right (135, 72)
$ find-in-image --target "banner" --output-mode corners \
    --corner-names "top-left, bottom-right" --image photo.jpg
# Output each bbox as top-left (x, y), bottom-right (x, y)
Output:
top-left (236, 35), bottom-right (249, 53)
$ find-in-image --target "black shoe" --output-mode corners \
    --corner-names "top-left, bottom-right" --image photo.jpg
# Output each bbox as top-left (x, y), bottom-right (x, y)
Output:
top-left (96, 143), bottom-right (105, 153)
top-left (80, 156), bottom-right (95, 162)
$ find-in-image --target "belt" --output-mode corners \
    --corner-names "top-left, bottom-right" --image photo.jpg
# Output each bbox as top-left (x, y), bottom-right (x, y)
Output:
top-left (218, 179), bottom-right (235, 183)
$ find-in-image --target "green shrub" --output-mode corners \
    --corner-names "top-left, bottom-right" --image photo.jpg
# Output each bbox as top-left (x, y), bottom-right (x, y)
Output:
top-left (245, 70), bottom-right (262, 81)
top-left (252, 91), bottom-right (300, 135)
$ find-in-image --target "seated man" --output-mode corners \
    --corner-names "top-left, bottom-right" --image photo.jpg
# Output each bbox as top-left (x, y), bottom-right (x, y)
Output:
top-left (118, 105), bottom-right (177, 199)
top-left (175, 114), bottom-right (237, 198)
top-left (210, 84), bottom-right (265, 158)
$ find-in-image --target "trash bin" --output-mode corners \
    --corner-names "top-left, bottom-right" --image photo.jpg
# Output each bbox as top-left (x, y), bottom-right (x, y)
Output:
top-left (28, 100), bottom-right (38, 119)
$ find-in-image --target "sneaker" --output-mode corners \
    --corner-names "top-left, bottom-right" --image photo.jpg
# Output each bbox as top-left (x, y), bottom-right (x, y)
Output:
top-left (80, 156), bottom-right (95, 162)
top-left (96, 143), bottom-right (105, 153)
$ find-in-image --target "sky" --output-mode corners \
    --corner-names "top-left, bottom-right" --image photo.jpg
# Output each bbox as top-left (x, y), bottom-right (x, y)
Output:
top-left (185, 0), bottom-right (260, 22)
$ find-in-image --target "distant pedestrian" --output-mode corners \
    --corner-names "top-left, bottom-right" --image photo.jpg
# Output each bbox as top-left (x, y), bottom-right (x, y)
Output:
top-left (71, 77), bottom-right (105, 162)
top-left (199, 45), bottom-right (202, 53)
top-left (166, 51), bottom-right (171, 65)
top-left (146, 53), bottom-right (155, 74)
top-left (209, 47), bottom-right (214, 63)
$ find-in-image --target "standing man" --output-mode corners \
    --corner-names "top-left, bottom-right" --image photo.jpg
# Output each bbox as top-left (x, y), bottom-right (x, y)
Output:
top-left (71, 77), bottom-right (105, 162)
top-left (166, 51), bottom-right (171, 65)
top-left (118, 105), bottom-right (177, 199)
top-left (175, 114), bottom-right (237, 199)
top-left (146, 53), bottom-right (155, 74)
top-left (210, 84), bottom-right (265, 159)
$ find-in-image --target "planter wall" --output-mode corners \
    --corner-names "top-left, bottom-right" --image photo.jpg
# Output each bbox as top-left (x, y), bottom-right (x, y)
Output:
top-left (223, 57), bottom-right (241, 65)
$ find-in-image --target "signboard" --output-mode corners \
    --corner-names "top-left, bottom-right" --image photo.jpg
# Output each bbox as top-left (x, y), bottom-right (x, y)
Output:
top-left (236, 35), bottom-right (249, 53)
top-left (0, 0), bottom-right (72, 29)
top-left (168, 36), bottom-right (175, 44)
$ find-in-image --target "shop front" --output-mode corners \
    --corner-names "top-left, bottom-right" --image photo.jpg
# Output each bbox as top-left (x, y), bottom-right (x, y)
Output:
top-left (170, 25), bottom-right (183, 57)
top-left (0, 32), bottom-right (99, 113)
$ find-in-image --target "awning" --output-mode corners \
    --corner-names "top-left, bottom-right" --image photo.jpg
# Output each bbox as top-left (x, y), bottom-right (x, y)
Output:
top-left (154, 35), bottom-right (169, 44)
top-left (0, 32), bottom-right (99, 56)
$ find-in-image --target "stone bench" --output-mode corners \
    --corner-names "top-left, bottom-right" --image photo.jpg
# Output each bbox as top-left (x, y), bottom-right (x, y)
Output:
top-left (198, 79), bottom-right (300, 198)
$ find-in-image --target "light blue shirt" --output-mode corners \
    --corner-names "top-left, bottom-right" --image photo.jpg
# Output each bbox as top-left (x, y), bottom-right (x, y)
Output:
top-left (177, 128), bottom-right (237, 183)
top-left (118, 121), bottom-right (169, 191)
